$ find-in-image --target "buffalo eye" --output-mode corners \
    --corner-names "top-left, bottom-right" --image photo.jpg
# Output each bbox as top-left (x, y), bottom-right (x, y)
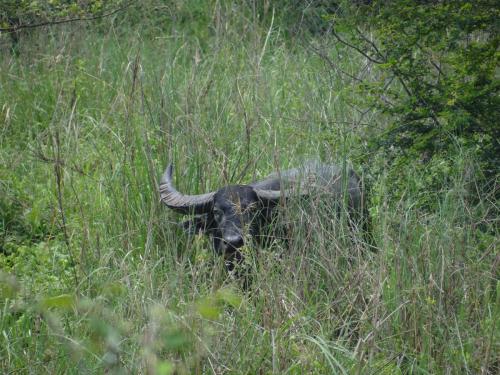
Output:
top-left (213, 207), bottom-right (223, 222)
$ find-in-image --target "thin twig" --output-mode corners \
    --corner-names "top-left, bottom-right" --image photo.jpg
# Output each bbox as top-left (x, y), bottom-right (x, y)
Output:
top-left (308, 41), bottom-right (364, 83)
top-left (331, 28), bottom-right (384, 65)
top-left (355, 27), bottom-right (386, 63)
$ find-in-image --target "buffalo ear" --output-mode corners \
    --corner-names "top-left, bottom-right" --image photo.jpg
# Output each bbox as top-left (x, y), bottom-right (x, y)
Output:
top-left (181, 214), bottom-right (213, 235)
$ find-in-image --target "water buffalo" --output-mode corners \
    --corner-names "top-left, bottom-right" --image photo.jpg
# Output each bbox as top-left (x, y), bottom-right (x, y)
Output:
top-left (159, 161), bottom-right (367, 268)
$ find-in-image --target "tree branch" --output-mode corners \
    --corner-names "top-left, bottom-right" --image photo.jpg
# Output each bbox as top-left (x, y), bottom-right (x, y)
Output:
top-left (0, 1), bottom-right (133, 32)
top-left (331, 27), bottom-right (384, 64)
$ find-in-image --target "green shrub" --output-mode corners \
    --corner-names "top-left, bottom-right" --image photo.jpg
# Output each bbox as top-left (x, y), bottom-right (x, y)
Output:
top-left (329, 0), bottom-right (499, 181)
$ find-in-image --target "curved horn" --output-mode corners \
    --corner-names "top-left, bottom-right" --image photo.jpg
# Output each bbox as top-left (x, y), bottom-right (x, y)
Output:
top-left (255, 183), bottom-right (311, 202)
top-left (159, 164), bottom-right (215, 214)
top-left (254, 188), bottom-right (284, 202)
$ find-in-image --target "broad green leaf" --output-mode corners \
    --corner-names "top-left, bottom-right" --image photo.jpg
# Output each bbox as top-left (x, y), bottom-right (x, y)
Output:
top-left (196, 296), bottom-right (221, 320)
top-left (156, 361), bottom-right (174, 375)
top-left (216, 287), bottom-right (242, 308)
top-left (40, 294), bottom-right (75, 310)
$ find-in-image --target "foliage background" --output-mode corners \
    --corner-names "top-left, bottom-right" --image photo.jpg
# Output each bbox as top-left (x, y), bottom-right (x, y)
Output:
top-left (1, 0), bottom-right (498, 373)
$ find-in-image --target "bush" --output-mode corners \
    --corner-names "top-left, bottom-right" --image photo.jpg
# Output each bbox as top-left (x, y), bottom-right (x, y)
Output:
top-left (329, 0), bottom-right (499, 181)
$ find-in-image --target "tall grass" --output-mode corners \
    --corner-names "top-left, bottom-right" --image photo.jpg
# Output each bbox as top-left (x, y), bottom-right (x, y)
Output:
top-left (1, 4), bottom-right (498, 374)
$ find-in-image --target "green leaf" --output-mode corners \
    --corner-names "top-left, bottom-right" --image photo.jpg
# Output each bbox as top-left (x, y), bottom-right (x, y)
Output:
top-left (156, 361), bottom-right (174, 375)
top-left (216, 287), bottom-right (242, 308)
top-left (196, 296), bottom-right (221, 320)
top-left (163, 329), bottom-right (192, 352)
top-left (0, 272), bottom-right (19, 300)
top-left (40, 294), bottom-right (75, 310)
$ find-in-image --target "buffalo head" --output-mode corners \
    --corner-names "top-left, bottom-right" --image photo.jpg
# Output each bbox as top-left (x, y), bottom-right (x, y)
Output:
top-left (159, 165), bottom-right (283, 258)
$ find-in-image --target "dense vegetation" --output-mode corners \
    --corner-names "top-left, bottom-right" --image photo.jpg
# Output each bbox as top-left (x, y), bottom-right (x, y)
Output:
top-left (1, 1), bottom-right (498, 373)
